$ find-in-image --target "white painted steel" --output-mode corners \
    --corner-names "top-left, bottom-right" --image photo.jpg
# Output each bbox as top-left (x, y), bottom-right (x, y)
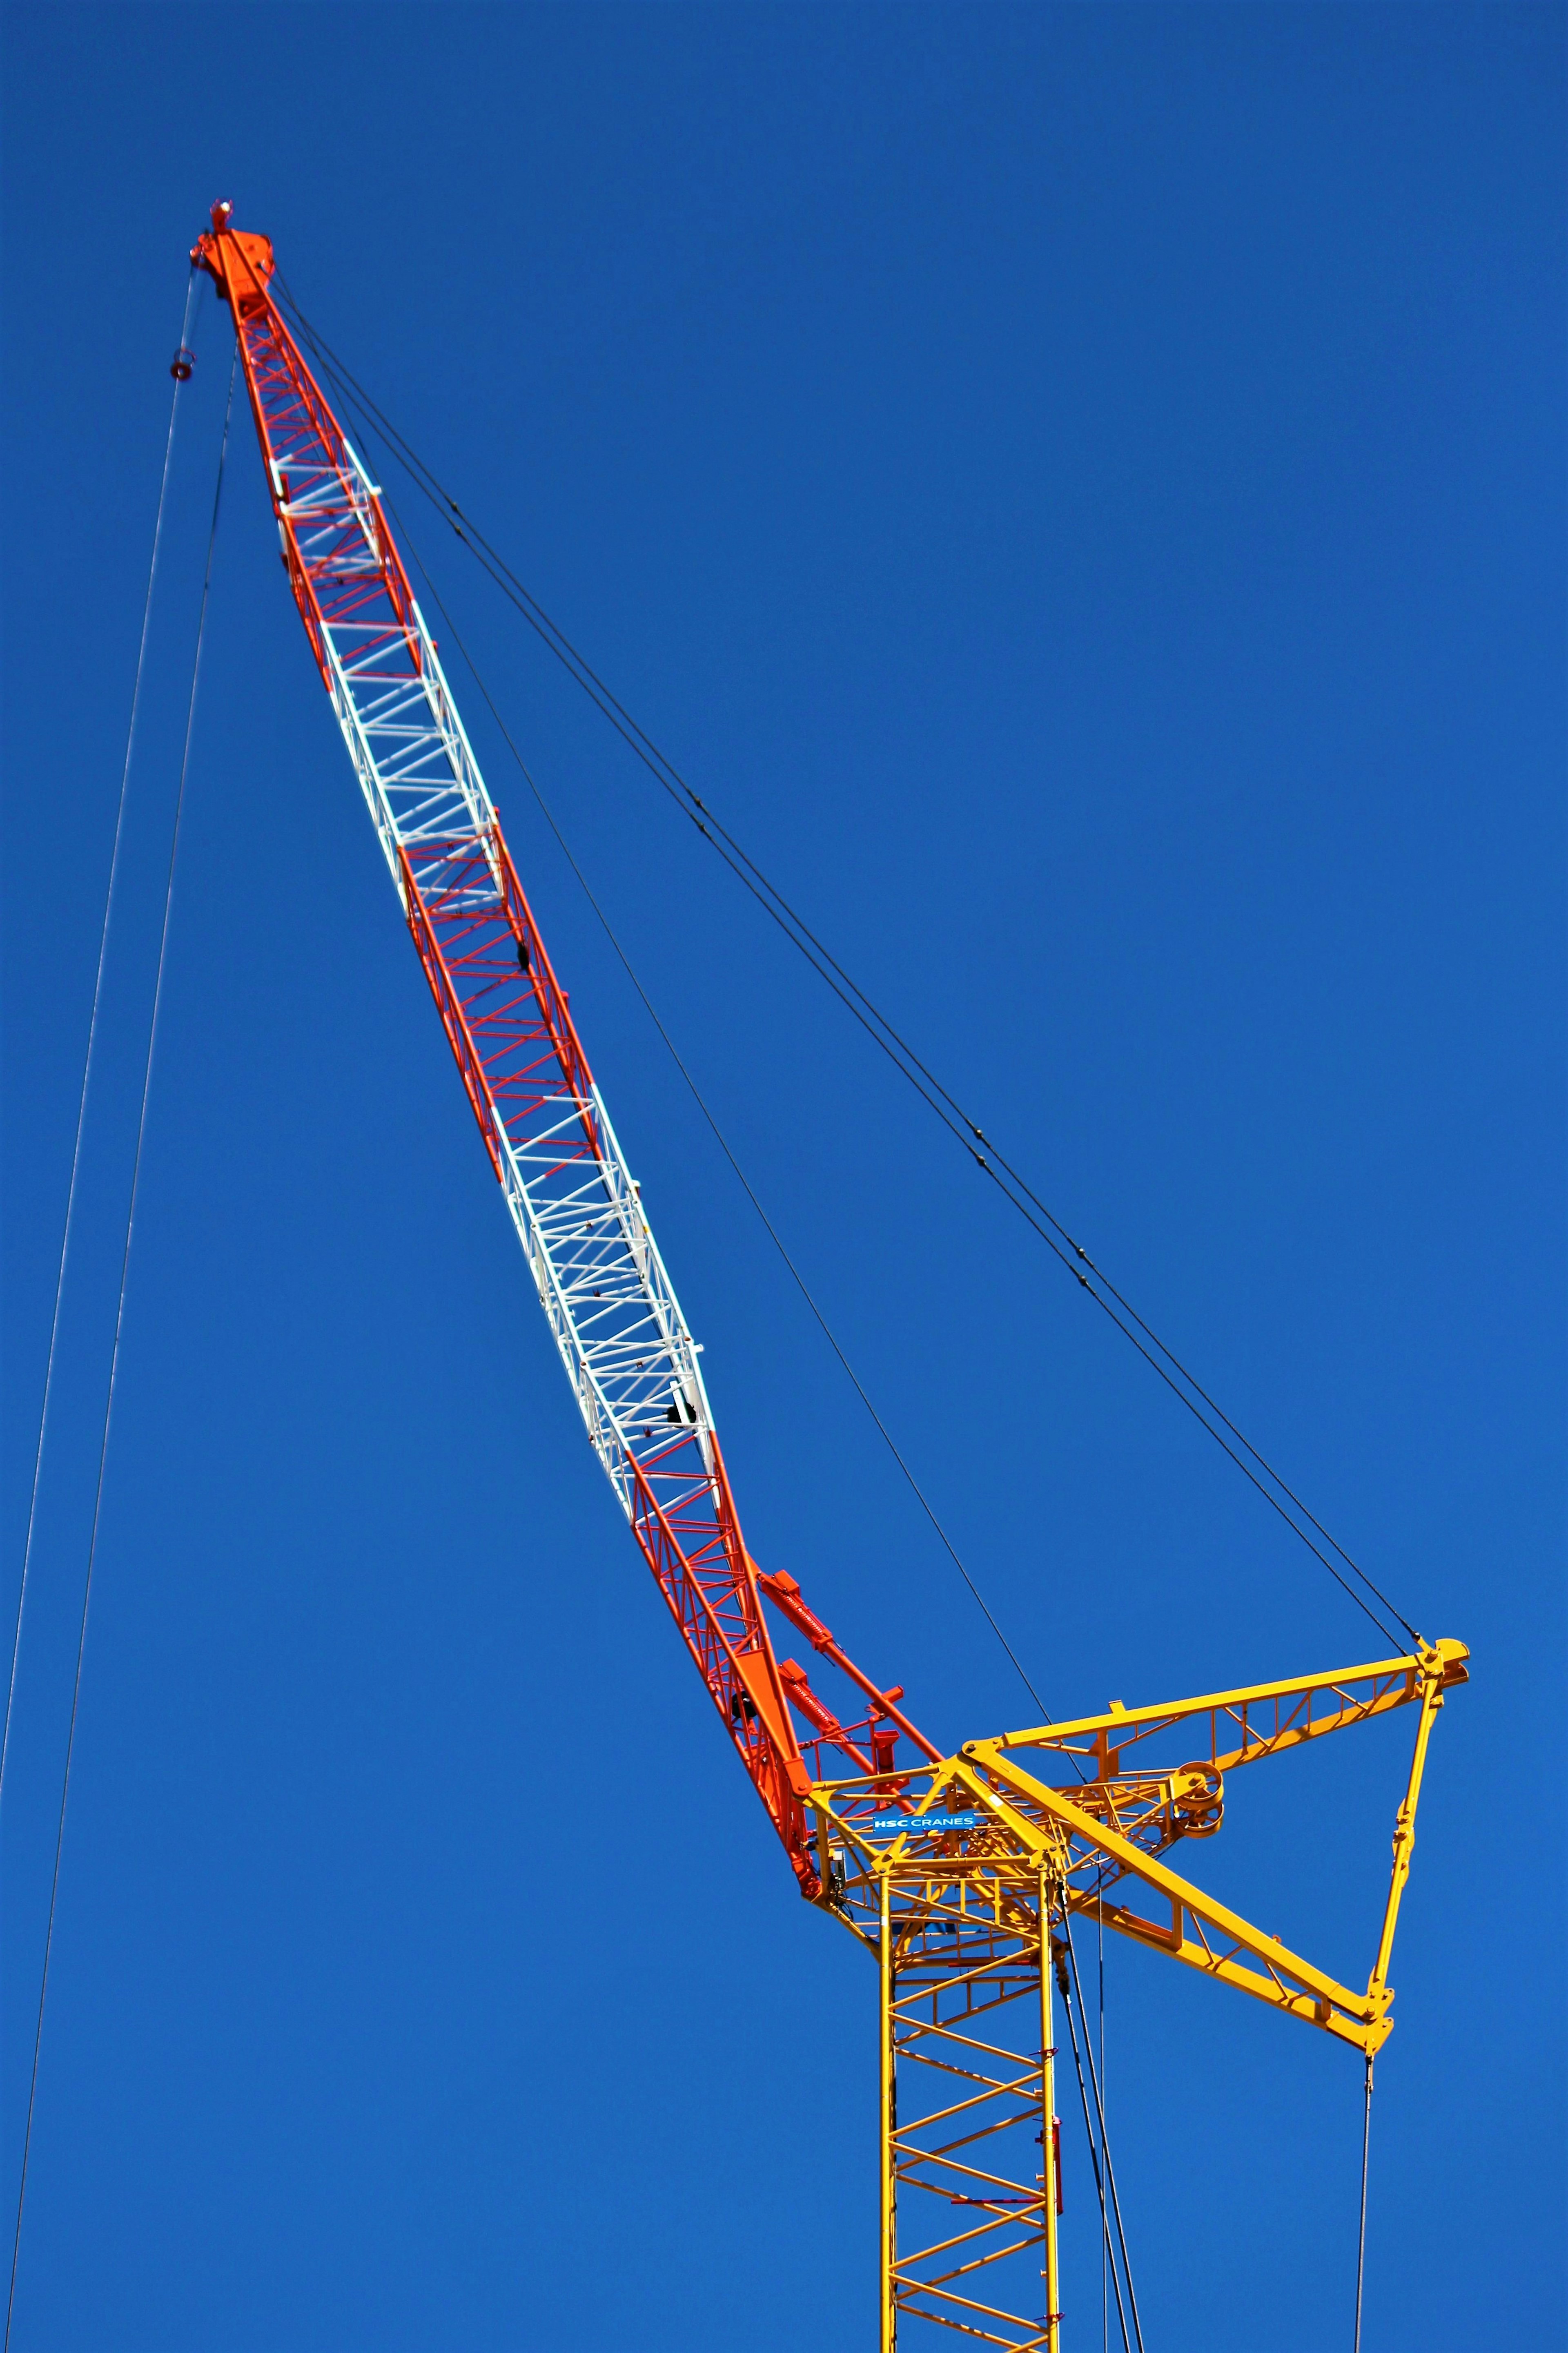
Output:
top-left (277, 442), bottom-right (716, 1523)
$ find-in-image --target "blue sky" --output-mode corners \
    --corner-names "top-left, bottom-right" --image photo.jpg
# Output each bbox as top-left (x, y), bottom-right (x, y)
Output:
top-left (2, 6), bottom-right (1562, 2348)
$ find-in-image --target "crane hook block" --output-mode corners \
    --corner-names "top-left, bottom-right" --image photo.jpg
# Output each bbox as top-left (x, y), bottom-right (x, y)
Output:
top-left (169, 347), bottom-right (196, 382)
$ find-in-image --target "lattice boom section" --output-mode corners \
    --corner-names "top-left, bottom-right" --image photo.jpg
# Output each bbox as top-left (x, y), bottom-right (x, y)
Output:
top-left (198, 223), bottom-right (807, 1872)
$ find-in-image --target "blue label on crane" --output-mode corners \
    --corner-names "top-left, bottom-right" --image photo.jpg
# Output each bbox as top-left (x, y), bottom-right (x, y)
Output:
top-left (869, 1810), bottom-right (983, 1835)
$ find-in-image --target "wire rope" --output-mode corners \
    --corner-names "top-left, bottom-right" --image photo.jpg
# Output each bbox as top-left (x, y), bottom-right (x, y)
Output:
top-left (0, 270), bottom-right (198, 1811)
top-left (270, 265), bottom-right (1404, 2353)
top-left (1056, 1937), bottom-right (1132, 2353)
top-left (388, 498), bottom-right (1057, 1726)
top-left (4, 347), bottom-right (236, 2353)
top-left (270, 280), bottom-right (1421, 1655)
top-left (1065, 1920), bottom-right (1145, 2353)
top-left (1354, 2058), bottom-right (1374, 2353)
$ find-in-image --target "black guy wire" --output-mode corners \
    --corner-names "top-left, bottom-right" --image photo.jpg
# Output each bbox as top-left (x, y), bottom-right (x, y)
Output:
top-left (1, 268), bottom-right (197, 1811)
top-left (1065, 1921), bottom-right (1145, 2353)
top-left (273, 277), bottom-right (1420, 1655)
top-left (5, 345), bottom-right (236, 2353)
top-left (1055, 1938), bottom-right (1132, 2353)
top-left (1354, 2058), bottom-right (1374, 2353)
top-left (387, 491), bottom-right (1059, 1733)
top-left (278, 287), bottom-right (1414, 1650)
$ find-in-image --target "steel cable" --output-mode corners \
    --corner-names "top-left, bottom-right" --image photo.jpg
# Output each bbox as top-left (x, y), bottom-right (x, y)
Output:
top-left (270, 282), bottom-right (1420, 1655)
top-left (387, 495), bottom-right (1058, 1729)
top-left (1056, 1936), bottom-right (1132, 2353)
top-left (0, 270), bottom-right (198, 1811)
top-left (1354, 2058), bottom-right (1374, 2352)
top-left (1065, 1921), bottom-right (1145, 2353)
top-left (4, 346), bottom-right (236, 2351)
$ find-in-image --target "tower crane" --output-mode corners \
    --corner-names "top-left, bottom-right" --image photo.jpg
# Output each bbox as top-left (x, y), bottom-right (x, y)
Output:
top-left (191, 205), bottom-right (1467, 2351)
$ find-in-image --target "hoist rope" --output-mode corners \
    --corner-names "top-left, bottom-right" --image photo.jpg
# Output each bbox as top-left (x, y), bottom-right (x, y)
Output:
top-left (1065, 1921), bottom-right (1145, 2353)
top-left (1098, 1894), bottom-right (1109, 2353)
top-left (390, 500), bottom-right (1058, 1728)
top-left (1058, 1939), bottom-right (1133, 2353)
top-left (0, 270), bottom-right (198, 1812)
top-left (4, 347), bottom-right (236, 2353)
top-left (272, 282), bottom-right (1421, 1657)
top-left (1354, 2058), bottom-right (1374, 2352)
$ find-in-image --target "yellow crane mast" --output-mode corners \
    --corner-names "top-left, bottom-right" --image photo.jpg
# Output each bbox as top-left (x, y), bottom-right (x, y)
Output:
top-left (805, 1636), bottom-right (1469, 2349)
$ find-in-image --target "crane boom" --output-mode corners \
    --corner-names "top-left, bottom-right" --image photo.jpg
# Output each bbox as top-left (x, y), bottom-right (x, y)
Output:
top-left (192, 204), bottom-right (833, 1880)
top-left (193, 203), bottom-right (1466, 2350)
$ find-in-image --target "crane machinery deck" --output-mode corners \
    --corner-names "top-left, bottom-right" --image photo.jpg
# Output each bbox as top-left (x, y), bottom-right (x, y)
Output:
top-left (191, 202), bottom-right (1467, 2351)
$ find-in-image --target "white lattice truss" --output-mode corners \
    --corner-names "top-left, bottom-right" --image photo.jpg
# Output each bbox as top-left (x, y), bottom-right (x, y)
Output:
top-left (276, 431), bottom-right (718, 1535)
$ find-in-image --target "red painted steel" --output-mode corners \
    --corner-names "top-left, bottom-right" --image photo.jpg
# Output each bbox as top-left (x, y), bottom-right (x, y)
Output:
top-left (193, 203), bottom-right (931, 1894)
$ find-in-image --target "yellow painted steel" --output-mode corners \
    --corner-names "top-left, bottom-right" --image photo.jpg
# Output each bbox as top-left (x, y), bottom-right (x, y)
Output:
top-left (880, 1871), bottom-right (896, 2353)
top-left (1370, 1649), bottom-right (1449, 2003)
top-left (818, 1636), bottom-right (1466, 2344)
top-left (873, 1849), bottom-right (1060, 2349)
top-left (991, 1638), bottom-right (1470, 1777)
top-left (1038, 1866), bottom-right (1060, 2353)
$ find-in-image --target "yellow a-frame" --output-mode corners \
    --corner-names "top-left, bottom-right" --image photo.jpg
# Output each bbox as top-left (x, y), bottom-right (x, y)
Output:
top-left (809, 1637), bottom-right (1468, 2350)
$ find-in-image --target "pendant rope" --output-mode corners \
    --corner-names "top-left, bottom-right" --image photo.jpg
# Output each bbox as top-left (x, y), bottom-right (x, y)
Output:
top-left (0, 269), bottom-right (197, 1809)
top-left (4, 343), bottom-right (236, 2353)
top-left (1354, 2057), bottom-right (1374, 2352)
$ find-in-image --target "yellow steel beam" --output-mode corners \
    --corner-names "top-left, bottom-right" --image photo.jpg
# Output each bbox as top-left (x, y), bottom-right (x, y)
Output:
top-left (1038, 1865), bottom-right (1060, 2353)
top-left (948, 1755), bottom-right (1387, 2049)
top-left (985, 1638), bottom-right (1468, 1779)
top-left (1068, 1893), bottom-right (1379, 2052)
top-left (1370, 1651), bottom-right (1447, 2001)
top-left (875, 1857), bottom-right (1060, 2349)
